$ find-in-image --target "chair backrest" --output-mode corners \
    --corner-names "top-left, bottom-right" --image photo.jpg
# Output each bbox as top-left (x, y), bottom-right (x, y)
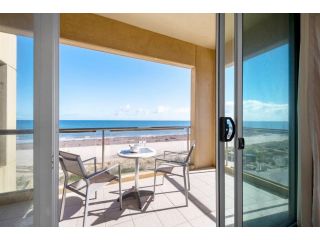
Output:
top-left (59, 151), bottom-right (87, 178)
top-left (185, 143), bottom-right (195, 164)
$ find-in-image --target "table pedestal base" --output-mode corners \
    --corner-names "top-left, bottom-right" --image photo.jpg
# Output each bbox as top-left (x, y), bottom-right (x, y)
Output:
top-left (119, 187), bottom-right (153, 209)
top-left (116, 154), bottom-right (156, 210)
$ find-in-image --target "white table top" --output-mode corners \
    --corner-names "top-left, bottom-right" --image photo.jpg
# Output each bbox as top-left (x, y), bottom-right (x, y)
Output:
top-left (117, 147), bottom-right (157, 159)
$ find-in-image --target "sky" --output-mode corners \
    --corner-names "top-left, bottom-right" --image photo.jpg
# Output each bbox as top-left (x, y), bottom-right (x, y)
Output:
top-left (16, 36), bottom-right (289, 122)
top-left (16, 36), bottom-right (34, 120)
top-left (16, 36), bottom-right (191, 121)
top-left (225, 44), bottom-right (289, 121)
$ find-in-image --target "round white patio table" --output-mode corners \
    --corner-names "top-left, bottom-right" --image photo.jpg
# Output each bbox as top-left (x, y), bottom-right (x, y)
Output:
top-left (117, 147), bottom-right (157, 209)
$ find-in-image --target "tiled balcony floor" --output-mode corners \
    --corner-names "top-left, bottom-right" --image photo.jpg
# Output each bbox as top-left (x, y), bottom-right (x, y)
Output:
top-left (59, 169), bottom-right (216, 227)
top-left (0, 168), bottom-right (289, 227)
top-left (0, 200), bottom-right (33, 227)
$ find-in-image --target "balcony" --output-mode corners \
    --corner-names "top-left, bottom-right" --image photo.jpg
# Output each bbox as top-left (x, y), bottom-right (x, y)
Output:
top-left (0, 126), bottom-right (290, 227)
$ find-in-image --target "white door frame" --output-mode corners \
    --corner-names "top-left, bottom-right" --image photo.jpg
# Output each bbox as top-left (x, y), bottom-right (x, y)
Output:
top-left (33, 13), bottom-right (60, 227)
top-left (216, 13), bottom-right (243, 227)
top-left (216, 13), bottom-right (226, 227)
top-left (234, 13), bottom-right (243, 227)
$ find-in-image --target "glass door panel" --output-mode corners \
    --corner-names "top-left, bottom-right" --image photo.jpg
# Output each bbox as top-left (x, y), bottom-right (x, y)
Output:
top-left (217, 13), bottom-right (238, 227)
top-left (224, 13), bottom-right (235, 227)
top-left (242, 13), bottom-right (296, 226)
top-left (0, 14), bottom-right (34, 226)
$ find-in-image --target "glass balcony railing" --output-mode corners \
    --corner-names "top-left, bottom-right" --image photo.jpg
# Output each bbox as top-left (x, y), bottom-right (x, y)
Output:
top-left (2, 126), bottom-right (289, 198)
top-left (0, 126), bottom-right (191, 197)
top-left (59, 126), bottom-right (191, 175)
top-left (0, 130), bottom-right (34, 195)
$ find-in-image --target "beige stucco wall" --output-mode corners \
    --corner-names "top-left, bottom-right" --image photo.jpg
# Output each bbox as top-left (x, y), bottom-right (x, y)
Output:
top-left (60, 14), bottom-right (216, 168)
top-left (0, 32), bottom-right (17, 193)
top-left (60, 14), bottom-right (196, 68)
top-left (191, 47), bottom-right (215, 168)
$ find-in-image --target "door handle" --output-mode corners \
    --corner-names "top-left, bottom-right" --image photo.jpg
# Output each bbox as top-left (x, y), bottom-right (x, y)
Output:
top-left (238, 137), bottom-right (245, 149)
top-left (219, 117), bottom-right (236, 142)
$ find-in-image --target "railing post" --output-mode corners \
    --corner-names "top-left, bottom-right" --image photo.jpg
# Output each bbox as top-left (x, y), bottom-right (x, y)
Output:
top-left (187, 127), bottom-right (190, 151)
top-left (102, 130), bottom-right (105, 169)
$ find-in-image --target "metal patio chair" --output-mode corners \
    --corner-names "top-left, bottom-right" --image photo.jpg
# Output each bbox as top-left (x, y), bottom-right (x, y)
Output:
top-left (153, 144), bottom-right (195, 206)
top-left (59, 151), bottom-right (122, 227)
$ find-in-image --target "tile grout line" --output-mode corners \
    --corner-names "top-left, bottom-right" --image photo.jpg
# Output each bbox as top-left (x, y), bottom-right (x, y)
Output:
top-left (161, 180), bottom-right (191, 226)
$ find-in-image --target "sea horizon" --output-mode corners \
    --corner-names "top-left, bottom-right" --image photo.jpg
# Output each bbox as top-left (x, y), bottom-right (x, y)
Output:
top-left (16, 119), bottom-right (288, 129)
top-left (16, 119), bottom-right (289, 143)
top-left (16, 120), bottom-right (191, 143)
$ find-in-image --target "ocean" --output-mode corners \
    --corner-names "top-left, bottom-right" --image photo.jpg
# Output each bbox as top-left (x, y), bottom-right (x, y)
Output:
top-left (17, 120), bottom-right (191, 142)
top-left (243, 121), bottom-right (288, 130)
top-left (16, 120), bottom-right (288, 143)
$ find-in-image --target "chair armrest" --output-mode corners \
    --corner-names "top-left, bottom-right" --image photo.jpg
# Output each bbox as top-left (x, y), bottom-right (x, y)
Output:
top-left (177, 150), bottom-right (189, 155)
top-left (104, 163), bottom-right (121, 175)
top-left (86, 163), bottom-right (121, 180)
top-left (164, 150), bottom-right (188, 155)
top-left (163, 150), bottom-right (188, 159)
top-left (82, 157), bottom-right (97, 172)
top-left (153, 156), bottom-right (186, 166)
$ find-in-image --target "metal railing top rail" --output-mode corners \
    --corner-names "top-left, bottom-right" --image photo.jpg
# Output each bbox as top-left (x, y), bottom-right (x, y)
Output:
top-left (0, 125), bottom-right (191, 169)
top-left (0, 129), bottom-right (34, 135)
top-left (0, 125), bottom-right (191, 135)
top-left (0, 125), bottom-right (289, 135)
top-left (61, 126), bottom-right (190, 133)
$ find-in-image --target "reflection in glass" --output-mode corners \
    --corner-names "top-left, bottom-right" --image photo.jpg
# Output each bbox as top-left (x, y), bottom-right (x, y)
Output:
top-left (0, 23), bottom-right (34, 226)
top-left (242, 14), bottom-right (294, 226)
top-left (224, 13), bottom-right (235, 227)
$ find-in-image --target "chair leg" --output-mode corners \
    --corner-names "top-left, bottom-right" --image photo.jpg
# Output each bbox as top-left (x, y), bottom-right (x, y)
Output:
top-left (183, 167), bottom-right (188, 207)
top-left (83, 187), bottom-right (90, 227)
top-left (153, 159), bottom-right (157, 200)
top-left (162, 174), bottom-right (165, 185)
top-left (153, 170), bottom-right (157, 200)
top-left (119, 178), bottom-right (123, 210)
top-left (60, 184), bottom-right (67, 221)
top-left (187, 166), bottom-right (191, 191)
top-left (94, 191), bottom-right (97, 200)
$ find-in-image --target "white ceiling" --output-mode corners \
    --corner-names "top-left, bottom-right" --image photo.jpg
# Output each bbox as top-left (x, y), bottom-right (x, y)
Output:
top-left (98, 13), bottom-right (216, 49)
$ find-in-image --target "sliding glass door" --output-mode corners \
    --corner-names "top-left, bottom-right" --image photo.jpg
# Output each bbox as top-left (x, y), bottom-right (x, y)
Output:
top-left (0, 14), bottom-right (35, 227)
top-left (0, 14), bottom-right (60, 227)
top-left (216, 13), bottom-right (240, 227)
top-left (217, 13), bottom-right (298, 227)
top-left (242, 13), bottom-right (297, 227)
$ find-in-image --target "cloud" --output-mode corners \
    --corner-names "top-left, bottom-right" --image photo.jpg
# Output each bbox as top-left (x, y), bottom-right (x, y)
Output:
top-left (135, 108), bottom-right (150, 116)
top-left (115, 104), bottom-right (133, 115)
top-left (225, 100), bottom-right (288, 121)
top-left (61, 103), bottom-right (190, 120)
top-left (155, 105), bottom-right (170, 114)
top-left (119, 104), bottom-right (131, 112)
top-left (225, 101), bottom-right (234, 117)
top-left (175, 107), bottom-right (190, 114)
top-left (112, 104), bottom-right (190, 120)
